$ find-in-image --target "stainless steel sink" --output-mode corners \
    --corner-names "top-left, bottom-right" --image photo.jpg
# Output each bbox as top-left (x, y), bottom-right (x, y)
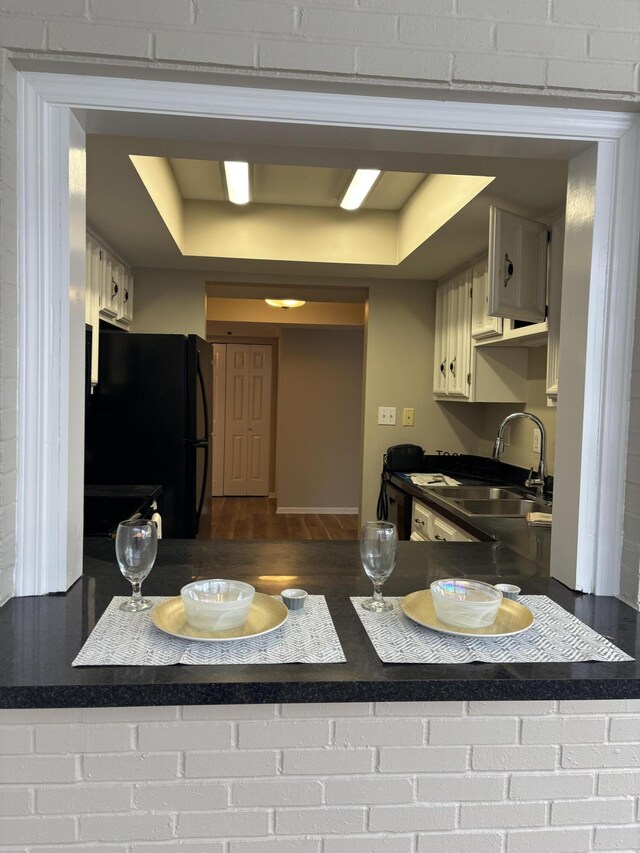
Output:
top-left (451, 498), bottom-right (550, 517)
top-left (427, 486), bottom-right (524, 500)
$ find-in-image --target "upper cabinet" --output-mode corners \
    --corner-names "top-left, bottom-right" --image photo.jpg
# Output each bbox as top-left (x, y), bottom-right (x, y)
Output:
top-left (433, 268), bottom-right (472, 400)
top-left (487, 206), bottom-right (548, 322)
top-left (85, 233), bottom-right (135, 386)
top-left (471, 257), bottom-right (502, 340)
top-left (433, 205), bottom-right (565, 407)
top-left (433, 265), bottom-right (527, 404)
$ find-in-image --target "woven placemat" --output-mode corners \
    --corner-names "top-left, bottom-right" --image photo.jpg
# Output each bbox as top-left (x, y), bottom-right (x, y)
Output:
top-left (351, 595), bottom-right (632, 664)
top-left (73, 595), bottom-right (345, 666)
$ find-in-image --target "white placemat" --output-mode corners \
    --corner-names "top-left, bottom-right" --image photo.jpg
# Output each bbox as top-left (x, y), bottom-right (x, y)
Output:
top-left (351, 595), bottom-right (633, 664)
top-left (73, 596), bottom-right (345, 666)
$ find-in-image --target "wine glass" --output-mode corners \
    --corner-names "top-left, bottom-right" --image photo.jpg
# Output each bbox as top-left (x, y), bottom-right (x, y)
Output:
top-left (115, 519), bottom-right (158, 612)
top-left (360, 521), bottom-right (397, 612)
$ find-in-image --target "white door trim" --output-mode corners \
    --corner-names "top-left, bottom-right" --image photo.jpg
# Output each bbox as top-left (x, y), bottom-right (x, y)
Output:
top-left (15, 70), bottom-right (640, 595)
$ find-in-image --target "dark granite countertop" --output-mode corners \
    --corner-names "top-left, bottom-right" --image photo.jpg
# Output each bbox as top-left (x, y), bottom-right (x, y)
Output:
top-left (0, 539), bottom-right (638, 708)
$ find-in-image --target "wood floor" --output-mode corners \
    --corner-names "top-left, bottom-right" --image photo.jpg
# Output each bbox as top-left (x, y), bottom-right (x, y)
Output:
top-left (211, 497), bottom-right (358, 541)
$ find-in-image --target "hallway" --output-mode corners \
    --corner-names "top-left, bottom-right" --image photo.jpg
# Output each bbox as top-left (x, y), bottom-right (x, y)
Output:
top-left (211, 497), bottom-right (358, 540)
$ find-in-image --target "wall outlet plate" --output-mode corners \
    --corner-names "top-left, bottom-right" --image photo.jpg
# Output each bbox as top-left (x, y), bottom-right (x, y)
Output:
top-left (378, 406), bottom-right (396, 425)
top-left (533, 429), bottom-right (541, 452)
top-left (402, 407), bottom-right (414, 426)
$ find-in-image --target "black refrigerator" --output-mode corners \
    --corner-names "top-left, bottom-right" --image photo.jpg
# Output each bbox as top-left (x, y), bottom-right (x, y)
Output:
top-left (85, 333), bottom-right (213, 539)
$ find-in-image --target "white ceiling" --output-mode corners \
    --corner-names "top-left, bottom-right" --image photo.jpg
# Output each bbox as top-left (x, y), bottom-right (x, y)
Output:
top-left (86, 123), bottom-right (572, 282)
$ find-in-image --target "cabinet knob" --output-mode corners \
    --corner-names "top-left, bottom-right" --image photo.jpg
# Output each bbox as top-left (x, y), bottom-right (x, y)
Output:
top-left (440, 360), bottom-right (446, 376)
top-left (124, 289), bottom-right (129, 303)
top-left (111, 279), bottom-right (118, 297)
top-left (449, 357), bottom-right (456, 377)
top-left (434, 534), bottom-right (447, 541)
top-left (414, 518), bottom-right (424, 526)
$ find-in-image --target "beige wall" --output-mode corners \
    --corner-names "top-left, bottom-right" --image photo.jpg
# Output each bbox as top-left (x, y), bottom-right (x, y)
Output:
top-left (276, 327), bottom-right (363, 510)
top-left (130, 268), bottom-right (206, 337)
top-left (478, 346), bottom-right (557, 477)
top-left (360, 280), bottom-right (484, 521)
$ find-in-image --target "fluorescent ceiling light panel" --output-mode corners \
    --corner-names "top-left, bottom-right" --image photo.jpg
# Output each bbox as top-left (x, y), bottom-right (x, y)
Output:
top-left (340, 169), bottom-right (381, 211)
top-left (224, 161), bottom-right (250, 205)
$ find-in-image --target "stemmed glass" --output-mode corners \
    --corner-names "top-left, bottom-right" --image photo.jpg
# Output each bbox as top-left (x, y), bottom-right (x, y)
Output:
top-left (115, 519), bottom-right (158, 612)
top-left (360, 521), bottom-right (398, 612)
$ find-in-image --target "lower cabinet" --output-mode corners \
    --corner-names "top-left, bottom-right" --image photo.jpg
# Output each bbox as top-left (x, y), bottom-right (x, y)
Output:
top-left (386, 484), bottom-right (411, 540)
top-left (411, 500), bottom-right (479, 543)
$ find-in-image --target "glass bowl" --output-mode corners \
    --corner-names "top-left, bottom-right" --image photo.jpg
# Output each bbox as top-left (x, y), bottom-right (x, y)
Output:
top-left (180, 579), bottom-right (256, 631)
top-left (430, 578), bottom-right (502, 629)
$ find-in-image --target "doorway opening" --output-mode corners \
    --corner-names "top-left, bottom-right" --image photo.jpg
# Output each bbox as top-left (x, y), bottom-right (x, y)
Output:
top-left (15, 71), bottom-right (640, 597)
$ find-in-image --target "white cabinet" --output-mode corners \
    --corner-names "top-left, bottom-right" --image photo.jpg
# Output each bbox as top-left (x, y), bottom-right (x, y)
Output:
top-left (433, 268), bottom-right (472, 399)
top-left (411, 500), bottom-right (479, 542)
top-left (87, 233), bottom-right (134, 330)
top-left (85, 233), bottom-right (134, 384)
top-left (434, 261), bottom-right (527, 404)
top-left (546, 216), bottom-right (564, 405)
top-left (471, 257), bottom-right (502, 340)
top-left (118, 267), bottom-right (134, 327)
top-left (488, 205), bottom-right (548, 322)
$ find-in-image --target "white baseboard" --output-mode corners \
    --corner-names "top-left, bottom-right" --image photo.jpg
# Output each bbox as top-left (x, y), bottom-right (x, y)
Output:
top-left (276, 507), bottom-right (358, 515)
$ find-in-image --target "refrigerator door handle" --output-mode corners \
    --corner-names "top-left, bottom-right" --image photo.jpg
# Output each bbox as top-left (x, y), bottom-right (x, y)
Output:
top-left (196, 442), bottom-right (209, 529)
top-left (195, 349), bottom-right (211, 531)
top-left (196, 349), bottom-right (211, 444)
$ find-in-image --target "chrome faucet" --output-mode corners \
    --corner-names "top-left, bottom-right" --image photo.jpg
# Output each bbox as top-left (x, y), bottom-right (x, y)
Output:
top-left (492, 412), bottom-right (547, 499)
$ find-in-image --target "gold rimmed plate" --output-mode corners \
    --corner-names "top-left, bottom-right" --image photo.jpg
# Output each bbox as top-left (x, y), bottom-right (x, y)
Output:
top-left (400, 590), bottom-right (534, 638)
top-left (151, 593), bottom-right (288, 642)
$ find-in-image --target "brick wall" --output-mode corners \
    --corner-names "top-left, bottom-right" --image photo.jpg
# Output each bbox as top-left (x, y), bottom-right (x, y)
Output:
top-left (1, 6), bottom-right (639, 844)
top-left (0, 701), bottom-right (639, 850)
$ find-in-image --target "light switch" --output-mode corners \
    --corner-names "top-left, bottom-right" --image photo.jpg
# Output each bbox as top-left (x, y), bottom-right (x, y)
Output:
top-left (533, 429), bottom-right (541, 452)
top-left (378, 406), bottom-right (396, 425)
top-left (402, 407), bottom-right (415, 426)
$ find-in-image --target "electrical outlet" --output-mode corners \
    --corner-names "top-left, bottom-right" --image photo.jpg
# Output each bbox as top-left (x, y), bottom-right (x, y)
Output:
top-left (378, 406), bottom-right (396, 425)
top-left (402, 407), bottom-right (414, 426)
top-left (533, 429), bottom-right (541, 453)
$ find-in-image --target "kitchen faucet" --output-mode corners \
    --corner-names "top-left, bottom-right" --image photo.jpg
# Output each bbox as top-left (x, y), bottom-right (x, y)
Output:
top-left (492, 412), bottom-right (547, 499)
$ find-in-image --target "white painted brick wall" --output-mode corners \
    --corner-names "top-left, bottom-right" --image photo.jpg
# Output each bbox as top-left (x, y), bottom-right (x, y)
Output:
top-left (0, 10), bottom-right (638, 848)
top-left (0, 701), bottom-right (638, 850)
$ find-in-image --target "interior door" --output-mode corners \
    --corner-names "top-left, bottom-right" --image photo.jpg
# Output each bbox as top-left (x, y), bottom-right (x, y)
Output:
top-left (211, 343), bottom-right (226, 496)
top-left (223, 343), bottom-right (272, 496)
top-left (223, 345), bottom-right (250, 495)
top-left (246, 345), bottom-right (272, 495)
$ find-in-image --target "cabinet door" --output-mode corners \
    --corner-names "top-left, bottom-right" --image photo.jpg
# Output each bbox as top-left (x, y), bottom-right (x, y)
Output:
top-left (431, 514), bottom-right (458, 542)
top-left (433, 282), bottom-right (449, 395)
top-left (99, 250), bottom-right (119, 319)
top-left (446, 269), bottom-right (472, 399)
top-left (118, 268), bottom-right (134, 326)
top-left (411, 500), bottom-right (433, 539)
top-left (487, 205), bottom-right (548, 322)
top-left (546, 216), bottom-right (564, 404)
top-left (471, 257), bottom-right (503, 339)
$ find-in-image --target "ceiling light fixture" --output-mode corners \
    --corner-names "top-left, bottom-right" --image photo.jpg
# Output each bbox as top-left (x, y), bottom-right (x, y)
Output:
top-left (265, 299), bottom-right (306, 310)
top-left (340, 168), bottom-right (381, 211)
top-left (224, 161), bottom-right (251, 205)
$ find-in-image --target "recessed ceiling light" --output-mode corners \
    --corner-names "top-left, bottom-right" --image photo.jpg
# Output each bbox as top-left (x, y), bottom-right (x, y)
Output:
top-left (224, 161), bottom-right (250, 205)
top-left (340, 169), bottom-right (381, 211)
top-left (265, 299), bottom-right (306, 310)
